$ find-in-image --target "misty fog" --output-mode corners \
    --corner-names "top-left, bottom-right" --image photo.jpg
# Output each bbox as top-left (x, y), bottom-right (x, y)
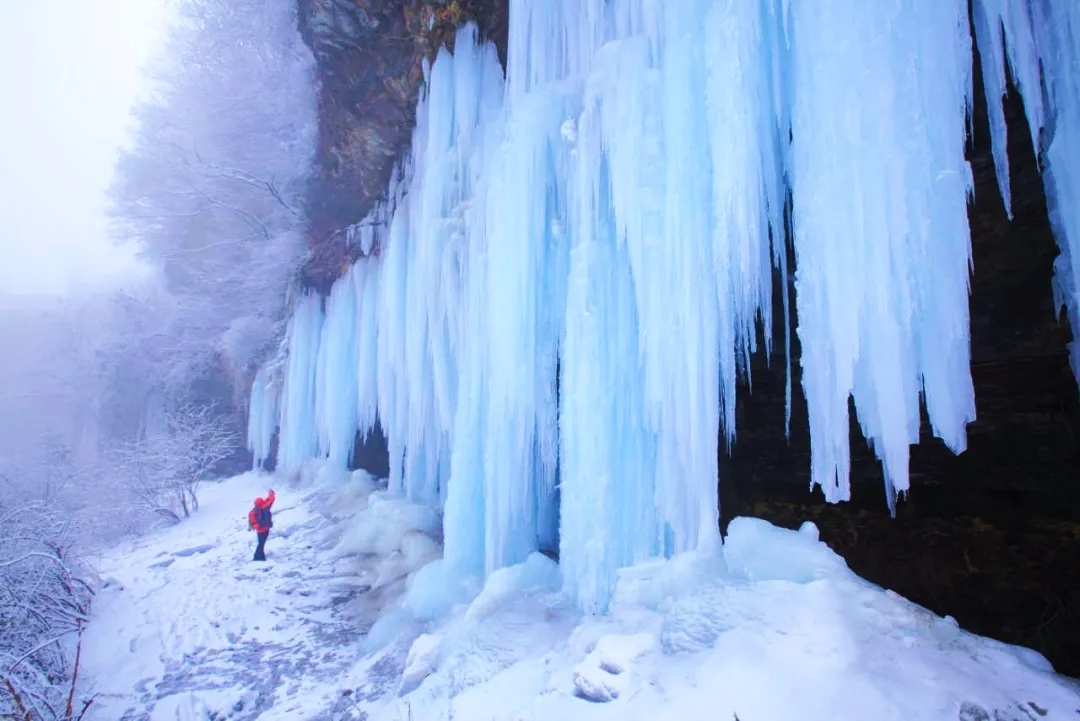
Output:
top-left (0, 0), bottom-right (316, 716)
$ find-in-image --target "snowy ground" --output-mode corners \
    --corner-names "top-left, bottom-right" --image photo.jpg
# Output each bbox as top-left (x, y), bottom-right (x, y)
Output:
top-left (80, 466), bottom-right (1080, 720)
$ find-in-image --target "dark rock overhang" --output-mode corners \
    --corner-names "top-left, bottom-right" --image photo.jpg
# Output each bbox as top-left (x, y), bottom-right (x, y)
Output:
top-left (295, 0), bottom-right (506, 292)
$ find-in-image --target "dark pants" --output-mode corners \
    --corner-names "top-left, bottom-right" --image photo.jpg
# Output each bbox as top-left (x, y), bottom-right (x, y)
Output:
top-left (254, 531), bottom-right (269, 561)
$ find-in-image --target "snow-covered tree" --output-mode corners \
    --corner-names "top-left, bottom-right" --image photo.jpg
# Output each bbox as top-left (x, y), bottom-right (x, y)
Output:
top-left (109, 0), bottom-right (318, 397)
top-left (107, 402), bottom-right (239, 522)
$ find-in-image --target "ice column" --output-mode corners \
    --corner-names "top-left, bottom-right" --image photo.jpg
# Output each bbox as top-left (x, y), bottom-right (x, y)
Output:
top-left (787, 0), bottom-right (976, 512)
top-left (558, 0), bottom-right (790, 610)
top-left (246, 366), bottom-right (278, 470)
top-left (562, 107), bottom-right (657, 612)
top-left (479, 84), bottom-right (575, 574)
top-left (315, 271), bottom-right (359, 468)
top-left (440, 37), bottom-right (507, 574)
top-left (277, 292), bottom-right (323, 470)
top-left (353, 258), bottom-right (381, 438)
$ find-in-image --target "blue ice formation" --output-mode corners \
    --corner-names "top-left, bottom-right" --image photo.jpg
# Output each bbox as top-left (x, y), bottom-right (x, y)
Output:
top-left (972, 0), bottom-right (1080, 386)
top-left (248, 1), bottom-right (1080, 613)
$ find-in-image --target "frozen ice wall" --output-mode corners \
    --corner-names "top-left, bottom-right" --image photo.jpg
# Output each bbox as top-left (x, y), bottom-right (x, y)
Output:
top-left (559, 0), bottom-right (792, 611)
top-left (247, 1), bottom-right (1078, 613)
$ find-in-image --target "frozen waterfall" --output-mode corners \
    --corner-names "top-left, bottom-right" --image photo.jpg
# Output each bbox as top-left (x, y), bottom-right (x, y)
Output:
top-left (249, 0), bottom-right (1080, 614)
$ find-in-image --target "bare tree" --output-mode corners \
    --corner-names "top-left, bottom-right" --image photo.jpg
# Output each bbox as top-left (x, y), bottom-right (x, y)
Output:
top-left (109, 403), bottom-right (240, 522)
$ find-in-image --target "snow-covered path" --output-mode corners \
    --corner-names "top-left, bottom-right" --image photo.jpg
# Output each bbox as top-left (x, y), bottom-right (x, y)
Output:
top-left (80, 469), bottom-right (418, 720)
top-left (80, 468), bottom-right (1080, 721)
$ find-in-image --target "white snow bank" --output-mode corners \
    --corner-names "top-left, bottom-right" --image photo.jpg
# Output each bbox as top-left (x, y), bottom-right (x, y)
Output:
top-left (357, 516), bottom-right (1080, 721)
top-left (78, 465), bottom-right (443, 720)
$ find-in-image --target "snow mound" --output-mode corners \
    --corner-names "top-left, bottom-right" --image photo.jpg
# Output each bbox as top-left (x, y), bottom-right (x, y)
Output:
top-left (572, 632), bottom-right (656, 702)
top-left (357, 512), bottom-right (1080, 721)
top-left (724, 516), bottom-right (852, 583)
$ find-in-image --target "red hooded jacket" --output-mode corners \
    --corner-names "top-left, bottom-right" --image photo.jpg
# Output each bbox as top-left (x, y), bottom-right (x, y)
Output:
top-left (248, 490), bottom-right (275, 533)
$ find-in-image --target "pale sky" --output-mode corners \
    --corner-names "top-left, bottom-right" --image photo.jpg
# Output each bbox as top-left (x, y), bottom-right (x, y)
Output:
top-left (0, 0), bottom-right (166, 296)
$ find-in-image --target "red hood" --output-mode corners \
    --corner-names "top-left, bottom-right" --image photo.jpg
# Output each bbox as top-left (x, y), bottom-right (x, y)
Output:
top-left (254, 497), bottom-right (269, 508)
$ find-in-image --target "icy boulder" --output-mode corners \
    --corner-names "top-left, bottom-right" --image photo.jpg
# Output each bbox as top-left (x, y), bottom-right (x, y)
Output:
top-left (723, 517), bottom-right (850, 583)
top-left (337, 491), bottom-right (440, 558)
top-left (399, 633), bottom-right (442, 695)
top-left (572, 633), bottom-right (656, 702)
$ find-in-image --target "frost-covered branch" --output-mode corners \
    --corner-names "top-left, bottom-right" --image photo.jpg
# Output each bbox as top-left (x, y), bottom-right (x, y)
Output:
top-left (0, 495), bottom-right (94, 720)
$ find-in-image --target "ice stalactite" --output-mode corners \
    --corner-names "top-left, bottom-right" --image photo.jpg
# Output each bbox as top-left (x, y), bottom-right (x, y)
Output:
top-left (246, 366), bottom-right (278, 470)
top-left (1039, 3), bottom-right (1080, 388)
top-left (367, 26), bottom-right (508, 514)
top-left (315, 270), bottom-right (359, 468)
top-left (974, 0), bottom-right (1080, 389)
top-left (971, 0), bottom-right (1044, 221)
top-left (787, 0), bottom-right (976, 513)
top-left (277, 292), bottom-right (323, 471)
top-left (353, 258), bottom-right (381, 441)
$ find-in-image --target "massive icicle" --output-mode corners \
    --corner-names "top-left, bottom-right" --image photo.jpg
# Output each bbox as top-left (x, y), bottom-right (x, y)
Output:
top-left (971, 0), bottom-right (1044, 220)
top-left (247, 366), bottom-right (278, 470)
top-left (353, 258), bottom-right (381, 439)
top-left (788, 0), bottom-right (976, 512)
top-left (277, 292), bottom-right (323, 471)
top-left (373, 26), bottom-right (506, 511)
top-left (315, 271), bottom-right (359, 468)
top-left (1039, 2), bottom-right (1080, 387)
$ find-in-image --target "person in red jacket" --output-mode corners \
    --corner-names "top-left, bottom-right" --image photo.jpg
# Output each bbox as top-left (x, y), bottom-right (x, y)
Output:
top-left (248, 489), bottom-right (276, 561)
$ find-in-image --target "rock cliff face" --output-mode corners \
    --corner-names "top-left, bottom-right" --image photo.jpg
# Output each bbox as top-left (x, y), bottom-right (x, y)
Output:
top-left (295, 0), bottom-right (505, 289)
top-left (294, 3), bottom-right (1079, 675)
